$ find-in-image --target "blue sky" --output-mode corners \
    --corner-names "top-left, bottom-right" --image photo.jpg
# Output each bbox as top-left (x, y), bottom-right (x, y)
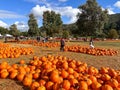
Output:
top-left (0, 0), bottom-right (120, 31)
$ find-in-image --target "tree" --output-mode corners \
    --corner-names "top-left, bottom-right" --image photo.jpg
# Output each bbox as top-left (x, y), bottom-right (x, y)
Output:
top-left (0, 27), bottom-right (9, 35)
top-left (43, 11), bottom-right (63, 37)
top-left (76, 0), bottom-right (108, 37)
top-left (21, 31), bottom-right (28, 36)
top-left (9, 24), bottom-right (20, 36)
top-left (28, 14), bottom-right (39, 37)
top-left (39, 26), bottom-right (46, 37)
top-left (108, 29), bottom-right (119, 39)
top-left (116, 19), bottom-right (120, 33)
top-left (62, 30), bottom-right (70, 39)
top-left (62, 23), bottom-right (78, 37)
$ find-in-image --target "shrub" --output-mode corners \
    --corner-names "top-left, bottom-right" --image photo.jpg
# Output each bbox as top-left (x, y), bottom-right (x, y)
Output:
top-left (108, 29), bottom-right (119, 39)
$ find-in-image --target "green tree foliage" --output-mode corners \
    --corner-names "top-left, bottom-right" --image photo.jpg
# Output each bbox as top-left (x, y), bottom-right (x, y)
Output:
top-left (104, 14), bottom-right (120, 37)
top-left (21, 31), bottom-right (28, 36)
top-left (109, 13), bottom-right (120, 24)
top-left (28, 14), bottom-right (39, 37)
top-left (39, 26), bottom-right (46, 37)
top-left (117, 19), bottom-right (120, 31)
top-left (62, 30), bottom-right (70, 39)
top-left (62, 23), bottom-right (78, 37)
top-left (9, 24), bottom-right (20, 36)
top-left (43, 11), bottom-right (63, 37)
top-left (0, 27), bottom-right (9, 35)
top-left (108, 29), bottom-right (119, 39)
top-left (76, 0), bottom-right (108, 37)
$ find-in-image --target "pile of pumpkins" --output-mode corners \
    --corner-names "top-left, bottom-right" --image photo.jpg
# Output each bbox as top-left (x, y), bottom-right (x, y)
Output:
top-left (17, 40), bottom-right (37, 44)
top-left (33, 42), bottom-right (59, 48)
top-left (0, 55), bottom-right (120, 90)
top-left (64, 45), bottom-right (118, 56)
top-left (18, 40), bottom-right (60, 48)
top-left (18, 40), bottom-right (118, 56)
top-left (0, 43), bottom-right (34, 58)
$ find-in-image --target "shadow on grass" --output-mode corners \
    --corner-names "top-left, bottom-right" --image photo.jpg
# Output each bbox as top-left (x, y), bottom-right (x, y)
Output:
top-left (15, 80), bottom-right (30, 90)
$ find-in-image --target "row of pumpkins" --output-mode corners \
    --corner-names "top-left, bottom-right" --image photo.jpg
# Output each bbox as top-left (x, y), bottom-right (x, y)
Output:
top-left (0, 55), bottom-right (120, 90)
top-left (0, 42), bottom-right (34, 58)
top-left (19, 40), bottom-right (118, 56)
top-left (64, 45), bottom-right (118, 56)
top-left (17, 40), bottom-right (118, 56)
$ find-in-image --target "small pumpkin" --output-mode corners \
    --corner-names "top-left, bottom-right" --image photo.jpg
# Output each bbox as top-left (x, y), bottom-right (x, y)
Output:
top-left (0, 70), bottom-right (9, 79)
top-left (23, 77), bottom-right (32, 86)
top-left (19, 60), bottom-right (25, 64)
top-left (62, 80), bottom-right (71, 90)
top-left (101, 84), bottom-right (113, 90)
top-left (31, 81), bottom-right (40, 90)
top-left (79, 81), bottom-right (88, 90)
top-left (37, 86), bottom-right (46, 90)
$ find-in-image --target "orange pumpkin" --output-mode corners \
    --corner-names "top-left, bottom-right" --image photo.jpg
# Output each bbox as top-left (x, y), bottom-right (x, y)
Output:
top-left (52, 83), bottom-right (60, 90)
top-left (79, 81), bottom-right (88, 90)
top-left (38, 79), bottom-right (46, 86)
top-left (9, 71), bottom-right (18, 79)
top-left (30, 81), bottom-right (40, 90)
top-left (17, 73), bottom-right (25, 81)
top-left (20, 60), bottom-right (25, 64)
top-left (0, 70), bottom-right (9, 79)
top-left (33, 73), bottom-right (39, 79)
top-left (23, 77), bottom-right (32, 86)
top-left (91, 81), bottom-right (101, 89)
top-left (45, 81), bottom-right (54, 90)
top-left (67, 68), bottom-right (74, 74)
top-left (0, 61), bottom-right (8, 69)
top-left (69, 78), bottom-right (78, 86)
top-left (50, 70), bottom-right (60, 83)
top-left (101, 74), bottom-right (111, 81)
top-left (101, 84), bottom-right (113, 90)
top-left (61, 70), bottom-right (69, 78)
top-left (62, 80), bottom-right (71, 90)
top-left (107, 79), bottom-right (118, 88)
top-left (37, 86), bottom-right (46, 90)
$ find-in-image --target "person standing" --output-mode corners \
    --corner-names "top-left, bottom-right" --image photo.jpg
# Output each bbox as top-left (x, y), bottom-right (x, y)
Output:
top-left (4, 36), bottom-right (7, 43)
top-left (15, 36), bottom-right (19, 41)
top-left (36, 36), bottom-right (40, 42)
top-left (60, 38), bottom-right (65, 51)
top-left (89, 37), bottom-right (94, 48)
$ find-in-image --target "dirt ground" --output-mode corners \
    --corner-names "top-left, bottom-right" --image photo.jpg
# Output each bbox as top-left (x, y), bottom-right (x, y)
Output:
top-left (0, 41), bottom-right (120, 90)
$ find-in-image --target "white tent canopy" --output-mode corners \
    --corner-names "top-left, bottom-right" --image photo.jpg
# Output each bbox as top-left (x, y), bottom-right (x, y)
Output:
top-left (5, 34), bottom-right (13, 37)
top-left (0, 33), bottom-right (3, 36)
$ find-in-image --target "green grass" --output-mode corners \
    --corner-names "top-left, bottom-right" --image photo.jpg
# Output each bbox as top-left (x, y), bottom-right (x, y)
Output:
top-left (95, 41), bottom-right (120, 48)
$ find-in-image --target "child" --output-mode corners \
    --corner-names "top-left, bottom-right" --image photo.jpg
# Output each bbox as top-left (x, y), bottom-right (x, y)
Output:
top-left (89, 38), bottom-right (94, 49)
top-left (90, 42), bottom-right (94, 48)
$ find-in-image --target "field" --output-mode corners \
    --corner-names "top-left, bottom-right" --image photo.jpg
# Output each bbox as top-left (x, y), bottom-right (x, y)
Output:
top-left (0, 40), bottom-right (120, 90)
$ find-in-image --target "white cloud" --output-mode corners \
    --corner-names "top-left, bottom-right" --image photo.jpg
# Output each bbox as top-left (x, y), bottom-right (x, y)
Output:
top-left (106, 6), bottom-right (115, 14)
top-left (0, 10), bottom-right (25, 19)
top-left (107, 8), bottom-right (115, 14)
top-left (54, 6), bottom-right (81, 23)
top-left (0, 20), bottom-right (8, 28)
top-left (31, 5), bottom-right (81, 24)
top-left (14, 21), bottom-right (28, 32)
top-left (26, 0), bottom-right (80, 24)
top-left (102, 7), bottom-right (115, 15)
top-left (114, 1), bottom-right (120, 8)
top-left (0, 20), bottom-right (28, 32)
top-left (58, 0), bottom-right (68, 2)
top-left (31, 5), bottom-right (51, 18)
